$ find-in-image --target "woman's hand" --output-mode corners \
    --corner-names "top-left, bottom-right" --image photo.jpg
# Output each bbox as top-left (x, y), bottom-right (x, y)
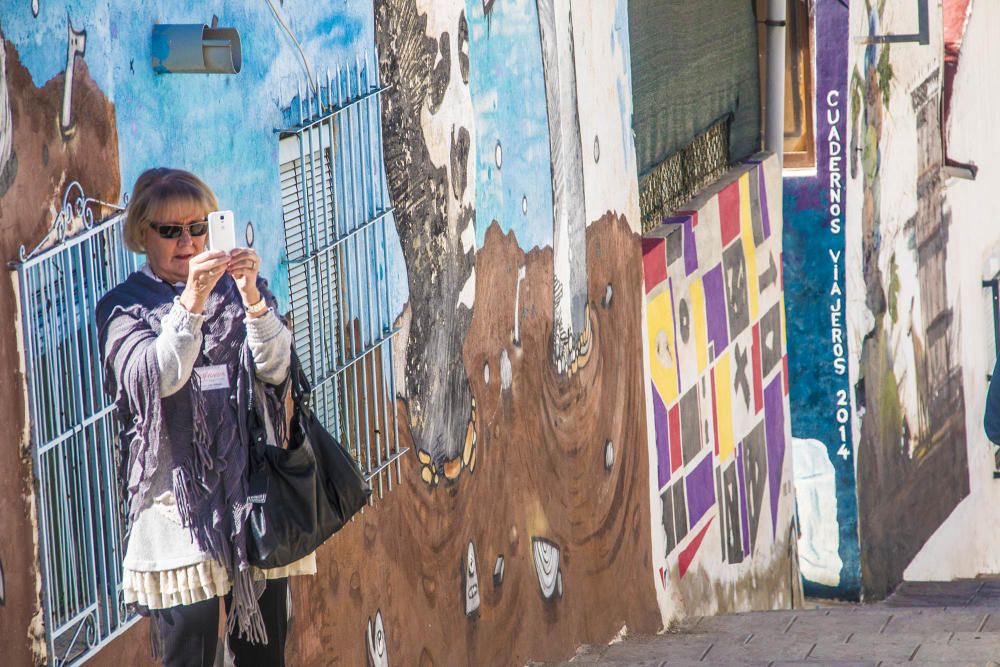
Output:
top-left (227, 248), bottom-right (262, 311)
top-left (178, 250), bottom-right (230, 314)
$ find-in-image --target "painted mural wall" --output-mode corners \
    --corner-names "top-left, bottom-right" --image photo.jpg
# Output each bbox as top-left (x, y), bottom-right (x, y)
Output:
top-left (846, 0), bottom-right (973, 601)
top-left (786, 0), bottom-right (1000, 599)
top-left (0, 0), bottom-right (729, 664)
top-left (642, 154), bottom-right (801, 620)
top-left (902, 0), bottom-right (1000, 583)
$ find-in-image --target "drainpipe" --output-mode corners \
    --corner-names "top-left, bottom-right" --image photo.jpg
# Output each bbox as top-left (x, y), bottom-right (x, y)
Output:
top-left (765, 0), bottom-right (787, 166)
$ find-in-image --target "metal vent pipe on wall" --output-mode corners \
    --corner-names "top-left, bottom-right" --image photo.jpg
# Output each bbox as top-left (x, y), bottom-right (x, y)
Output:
top-left (765, 0), bottom-right (786, 166)
top-left (152, 23), bottom-right (242, 74)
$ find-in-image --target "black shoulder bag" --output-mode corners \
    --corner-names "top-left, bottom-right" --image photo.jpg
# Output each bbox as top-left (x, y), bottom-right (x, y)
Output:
top-left (245, 353), bottom-right (371, 568)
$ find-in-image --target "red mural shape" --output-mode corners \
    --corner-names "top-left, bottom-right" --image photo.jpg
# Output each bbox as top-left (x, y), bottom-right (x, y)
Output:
top-left (783, 355), bottom-right (789, 396)
top-left (642, 238), bottom-right (667, 293)
top-left (679, 516), bottom-right (715, 577)
top-left (717, 180), bottom-right (741, 246)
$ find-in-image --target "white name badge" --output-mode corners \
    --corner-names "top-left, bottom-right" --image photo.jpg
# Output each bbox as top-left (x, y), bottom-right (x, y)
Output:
top-left (194, 364), bottom-right (230, 391)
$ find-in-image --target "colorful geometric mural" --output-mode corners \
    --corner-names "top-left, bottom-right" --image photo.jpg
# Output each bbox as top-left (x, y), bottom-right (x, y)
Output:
top-left (643, 155), bottom-right (797, 613)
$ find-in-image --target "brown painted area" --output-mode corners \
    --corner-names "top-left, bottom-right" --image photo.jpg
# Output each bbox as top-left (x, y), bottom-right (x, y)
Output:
top-left (287, 214), bottom-right (660, 666)
top-left (0, 39), bottom-right (121, 665)
top-left (85, 618), bottom-right (155, 667)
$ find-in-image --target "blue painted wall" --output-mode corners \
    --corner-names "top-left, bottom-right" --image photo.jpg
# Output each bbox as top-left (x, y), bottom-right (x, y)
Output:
top-left (465, 0), bottom-right (553, 250)
top-left (783, 0), bottom-right (860, 597)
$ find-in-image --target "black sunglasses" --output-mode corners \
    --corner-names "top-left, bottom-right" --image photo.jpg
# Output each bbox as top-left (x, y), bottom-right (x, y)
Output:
top-left (150, 220), bottom-right (209, 239)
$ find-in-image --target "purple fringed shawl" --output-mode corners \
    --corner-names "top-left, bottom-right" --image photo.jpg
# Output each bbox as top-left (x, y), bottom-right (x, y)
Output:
top-left (96, 271), bottom-right (286, 643)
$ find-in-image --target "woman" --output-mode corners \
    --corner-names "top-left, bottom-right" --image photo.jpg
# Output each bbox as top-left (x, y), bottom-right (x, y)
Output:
top-left (97, 168), bottom-right (314, 666)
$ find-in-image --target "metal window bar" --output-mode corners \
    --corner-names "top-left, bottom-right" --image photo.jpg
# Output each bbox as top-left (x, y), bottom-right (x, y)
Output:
top-left (9, 183), bottom-right (141, 666)
top-left (277, 51), bottom-right (405, 500)
top-left (858, 0), bottom-right (929, 45)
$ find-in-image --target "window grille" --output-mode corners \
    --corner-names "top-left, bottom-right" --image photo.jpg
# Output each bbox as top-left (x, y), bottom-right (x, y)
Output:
top-left (9, 182), bottom-right (141, 665)
top-left (278, 54), bottom-right (405, 499)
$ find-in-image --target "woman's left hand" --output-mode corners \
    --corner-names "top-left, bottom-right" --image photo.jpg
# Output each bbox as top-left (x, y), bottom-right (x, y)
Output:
top-left (227, 248), bottom-right (262, 308)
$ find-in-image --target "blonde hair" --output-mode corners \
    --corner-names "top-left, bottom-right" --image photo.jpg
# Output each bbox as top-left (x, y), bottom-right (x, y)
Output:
top-left (124, 168), bottom-right (219, 253)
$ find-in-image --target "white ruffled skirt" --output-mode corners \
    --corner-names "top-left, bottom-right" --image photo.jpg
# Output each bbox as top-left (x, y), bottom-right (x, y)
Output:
top-left (122, 553), bottom-right (317, 609)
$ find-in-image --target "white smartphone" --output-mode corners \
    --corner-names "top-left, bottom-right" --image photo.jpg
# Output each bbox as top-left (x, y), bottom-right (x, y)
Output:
top-left (207, 210), bottom-right (237, 253)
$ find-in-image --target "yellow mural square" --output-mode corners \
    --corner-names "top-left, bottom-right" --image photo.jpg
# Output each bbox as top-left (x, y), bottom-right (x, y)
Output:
top-left (689, 278), bottom-right (709, 375)
top-left (647, 289), bottom-right (679, 406)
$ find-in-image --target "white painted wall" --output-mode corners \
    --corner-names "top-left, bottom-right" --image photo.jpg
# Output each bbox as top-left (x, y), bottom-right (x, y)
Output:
top-left (845, 0), bottom-right (945, 461)
top-left (904, 0), bottom-right (1000, 580)
top-left (572, 1), bottom-right (640, 231)
top-left (793, 436), bottom-right (842, 587)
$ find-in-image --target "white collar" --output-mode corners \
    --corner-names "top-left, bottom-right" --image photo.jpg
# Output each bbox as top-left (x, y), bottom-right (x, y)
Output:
top-left (141, 263), bottom-right (186, 288)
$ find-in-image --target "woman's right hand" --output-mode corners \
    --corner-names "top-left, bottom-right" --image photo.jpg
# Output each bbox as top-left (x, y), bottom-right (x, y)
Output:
top-left (178, 250), bottom-right (230, 314)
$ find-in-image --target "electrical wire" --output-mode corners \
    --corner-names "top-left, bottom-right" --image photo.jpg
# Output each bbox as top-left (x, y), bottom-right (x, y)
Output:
top-left (263, 0), bottom-right (319, 95)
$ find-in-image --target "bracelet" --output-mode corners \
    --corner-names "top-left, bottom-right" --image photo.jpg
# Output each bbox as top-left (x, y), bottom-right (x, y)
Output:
top-left (244, 297), bottom-right (268, 316)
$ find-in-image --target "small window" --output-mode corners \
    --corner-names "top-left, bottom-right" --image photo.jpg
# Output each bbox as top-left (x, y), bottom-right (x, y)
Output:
top-left (784, 0), bottom-right (816, 169)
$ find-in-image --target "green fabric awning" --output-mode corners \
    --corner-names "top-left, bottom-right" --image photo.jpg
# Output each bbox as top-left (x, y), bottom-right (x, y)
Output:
top-left (629, 0), bottom-right (762, 178)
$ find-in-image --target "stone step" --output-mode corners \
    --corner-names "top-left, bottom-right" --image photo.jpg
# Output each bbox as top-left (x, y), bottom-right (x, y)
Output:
top-left (680, 607), bottom-right (995, 637)
top-left (560, 631), bottom-right (1000, 665)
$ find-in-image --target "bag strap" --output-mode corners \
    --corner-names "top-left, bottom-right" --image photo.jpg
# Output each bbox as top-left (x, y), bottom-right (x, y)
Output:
top-left (245, 346), bottom-right (270, 447)
top-left (288, 349), bottom-right (314, 411)
top-left (246, 346), bottom-right (315, 447)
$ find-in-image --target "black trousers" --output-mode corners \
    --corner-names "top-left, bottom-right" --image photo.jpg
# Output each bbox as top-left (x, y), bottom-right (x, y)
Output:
top-left (150, 577), bottom-right (288, 667)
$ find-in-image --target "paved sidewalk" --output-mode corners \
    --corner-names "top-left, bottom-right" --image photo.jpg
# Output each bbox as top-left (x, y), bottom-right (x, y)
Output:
top-left (542, 580), bottom-right (1000, 665)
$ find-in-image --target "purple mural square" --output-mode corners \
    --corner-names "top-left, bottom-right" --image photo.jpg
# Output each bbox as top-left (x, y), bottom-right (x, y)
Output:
top-left (737, 442), bottom-right (750, 557)
top-left (764, 376), bottom-right (786, 539)
top-left (663, 215), bottom-right (699, 276)
top-left (758, 167), bottom-right (772, 239)
top-left (652, 384), bottom-right (671, 489)
top-left (702, 264), bottom-right (729, 352)
top-left (685, 454), bottom-right (716, 526)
